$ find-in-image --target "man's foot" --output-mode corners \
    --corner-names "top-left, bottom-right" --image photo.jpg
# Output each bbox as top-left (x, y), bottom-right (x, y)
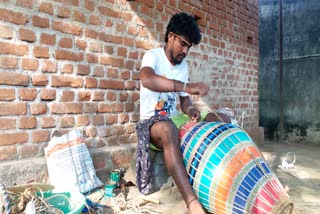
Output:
top-left (188, 199), bottom-right (206, 214)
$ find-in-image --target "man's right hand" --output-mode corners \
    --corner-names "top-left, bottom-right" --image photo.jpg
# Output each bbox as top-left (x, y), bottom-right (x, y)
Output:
top-left (185, 82), bottom-right (209, 96)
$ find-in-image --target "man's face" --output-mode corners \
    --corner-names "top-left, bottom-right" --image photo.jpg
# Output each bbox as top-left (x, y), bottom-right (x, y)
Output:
top-left (169, 32), bottom-right (192, 65)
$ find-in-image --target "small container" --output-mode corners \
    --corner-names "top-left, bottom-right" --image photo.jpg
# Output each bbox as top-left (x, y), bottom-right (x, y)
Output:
top-left (104, 180), bottom-right (117, 197)
top-left (110, 169), bottom-right (120, 186)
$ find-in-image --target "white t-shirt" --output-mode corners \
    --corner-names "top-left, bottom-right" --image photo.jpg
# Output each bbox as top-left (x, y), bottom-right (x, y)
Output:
top-left (139, 48), bottom-right (189, 120)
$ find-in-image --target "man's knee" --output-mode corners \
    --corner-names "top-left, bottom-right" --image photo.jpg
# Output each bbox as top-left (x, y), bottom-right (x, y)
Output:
top-left (153, 121), bottom-right (178, 137)
top-left (150, 120), bottom-right (179, 147)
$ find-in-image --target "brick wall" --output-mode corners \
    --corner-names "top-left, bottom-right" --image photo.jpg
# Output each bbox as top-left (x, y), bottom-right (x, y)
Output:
top-left (0, 0), bottom-right (259, 184)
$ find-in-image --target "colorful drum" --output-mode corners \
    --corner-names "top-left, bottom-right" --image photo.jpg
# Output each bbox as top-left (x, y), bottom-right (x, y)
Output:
top-left (179, 122), bottom-right (293, 214)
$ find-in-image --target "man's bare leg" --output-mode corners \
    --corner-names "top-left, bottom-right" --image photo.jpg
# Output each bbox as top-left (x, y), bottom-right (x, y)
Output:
top-left (150, 121), bottom-right (206, 214)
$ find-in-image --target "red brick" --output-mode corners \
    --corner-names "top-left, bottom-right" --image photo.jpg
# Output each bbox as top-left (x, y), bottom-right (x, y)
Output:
top-left (19, 28), bottom-right (36, 42)
top-left (77, 64), bottom-right (90, 75)
top-left (98, 6), bottom-right (120, 18)
top-left (120, 70), bottom-right (130, 80)
top-left (32, 15), bottom-right (50, 28)
top-left (125, 60), bottom-right (134, 70)
top-left (135, 40), bottom-right (154, 49)
top-left (0, 88), bottom-right (15, 101)
top-left (30, 103), bottom-right (47, 114)
top-left (92, 115), bottom-right (104, 125)
top-left (60, 116), bottom-right (74, 128)
top-left (125, 80), bottom-right (136, 90)
top-left (106, 114), bottom-right (117, 125)
top-left (75, 39), bottom-right (87, 50)
top-left (100, 80), bottom-right (124, 90)
top-left (61, 91), bottom-right (74, 102)
top-left (16, 0), bottom-right (33, 8)
top-left (0, 41), bottom-right (29, 56)
top-left (34, 46), bottom-right (49, 58)
top-left (93, 91), bottom-right (104, 101)
top-left (32, 74), bottom-right (48, 86)
top-left (0, 146), bottom-right (17, 161)
top-left (125, 103), bottom-right (134, 112)
top-left (19, 116), bottom-right (37, 129)
top-left (116, 23), bottom-right (126, 33)
top-left (19, 144), bottom-right (38, 158)
top-left (40, 89), bottom-right (56, 100)
top-left (0, 8), bottom-right (28, 25)
top-left (85, 78), bottom-right (98, 88)
top-left (19, 88), bottom-right (37, 101)
top-left (86, 53), bottom-right (98, 63)
top-left (107, 92), bottom-right (116, 101)
top-left (54, 0), bottom-right (79, 6)
top-left (0, 24), bottom-right (14, 38)
top-left (120, 92), bottom-right (128, 101)
top-left (93, 66), bottom-right (104, 77)
top-left (85, 127), bottom-right (96, 137)
top-left (128, 26), bottom-right (138, 36)
top-left (100, 56), bottom-right (124, 67)
top-left (99, 33), bottom-right (122, 44)
top-left (32, 130), bottom-right (49, 143)
top-left (0, 72), bottom-right (29, 86)
top-left (89, 42), bottom-right (103, 52)
top-left (117, 47), bottom-right (127, 57)
top-left (89, 15), bottom-right (101, 26)
top-left (72, 10), bottom-right (85, 23)
top-left (39, 2), bottom-right (53, 15)
top-left (107, 68), bottom-right (118, 78)
top-left (76, 115), bottom-right (89, 127)
top-left (42, 60), bottom-right (56, 72)
top-left (62, 64), bottom-right (74, 73)
top-left (0, 56), bottom-right (18, 68)
top-left (0, 118), bottom-right (16, 130)
top-left (98, 103), bottom-right (123, 113)
top-left (132, 92), bottom-right (140, 102)
top-left (104, 45), bottom-right (114, 54)
top-left (119, 113), bottom-right (129, 124)
top-left (78, 91), bottom-right (91, 101)
top-left (57, 6), bottom-right (71, 18)
top-left (0, 132), bottom-right (28, 146)
top-left (53, 20), bottom-right (82, 36)
top-left (111, 149), bottom-right (132, 166)
top-left (40, 33), bottom-right (56, 45)
top-left (84, 103), bottom-right (97, 113)
top-left (41, 117), bottom-right (56, 128)
top-left (59, 37), bottom-right (73, 48)
top-left (22, 58), bottom-right (38, 71)
top-left (131, 114), bottom-right (140, 123)
top-left (51, 75), bottom-right (83, 88)
top-left (51, 103), bottom-right (83, 114)
top-left (84, 0), bottom-right (94, 11)
top-left (84, 28), bottom-right (98, 39)
top-left (55, 49), bottom-right (83, 61)
top-left (121, 12), bottom-right (132, 22)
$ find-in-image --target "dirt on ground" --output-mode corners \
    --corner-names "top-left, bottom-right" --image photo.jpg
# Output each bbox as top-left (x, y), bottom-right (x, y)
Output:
top-left (98, 142), bottom-right (320, 214)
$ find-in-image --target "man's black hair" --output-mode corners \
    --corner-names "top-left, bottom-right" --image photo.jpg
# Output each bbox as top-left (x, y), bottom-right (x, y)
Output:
top-left (165, 12), bottom-right (201, 45)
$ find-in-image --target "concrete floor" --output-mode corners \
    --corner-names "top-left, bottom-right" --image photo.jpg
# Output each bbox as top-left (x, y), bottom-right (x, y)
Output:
top-left (96, 142), bottom-right (320, 214)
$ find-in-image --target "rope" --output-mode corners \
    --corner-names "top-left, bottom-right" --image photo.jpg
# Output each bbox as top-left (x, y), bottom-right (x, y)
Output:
top-left (279, 152), bottom-right (296, 170)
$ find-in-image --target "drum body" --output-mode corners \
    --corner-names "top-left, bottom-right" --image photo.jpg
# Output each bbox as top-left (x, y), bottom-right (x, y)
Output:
top-left (180, 122), bottom-right (293, 214)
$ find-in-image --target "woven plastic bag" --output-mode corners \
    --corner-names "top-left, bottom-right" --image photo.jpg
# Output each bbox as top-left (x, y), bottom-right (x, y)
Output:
top-left (44, 129), bottom-right (103, 193)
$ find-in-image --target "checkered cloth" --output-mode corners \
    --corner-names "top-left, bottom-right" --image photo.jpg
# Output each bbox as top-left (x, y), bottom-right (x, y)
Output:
top-left (135, 115), bottom-right (171, 195)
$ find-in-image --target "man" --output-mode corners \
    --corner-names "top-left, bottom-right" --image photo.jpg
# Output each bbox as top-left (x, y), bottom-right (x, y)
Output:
top-left (136, 12), bottom-right (230, 214)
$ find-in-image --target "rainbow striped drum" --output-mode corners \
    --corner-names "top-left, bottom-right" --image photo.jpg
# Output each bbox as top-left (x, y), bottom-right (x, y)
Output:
top-left (179, 122), bottom-right (293, 214)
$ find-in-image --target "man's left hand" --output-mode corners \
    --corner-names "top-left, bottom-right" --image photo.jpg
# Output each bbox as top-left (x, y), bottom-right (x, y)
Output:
top-left (187, 106), bottom-right (201, 121)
